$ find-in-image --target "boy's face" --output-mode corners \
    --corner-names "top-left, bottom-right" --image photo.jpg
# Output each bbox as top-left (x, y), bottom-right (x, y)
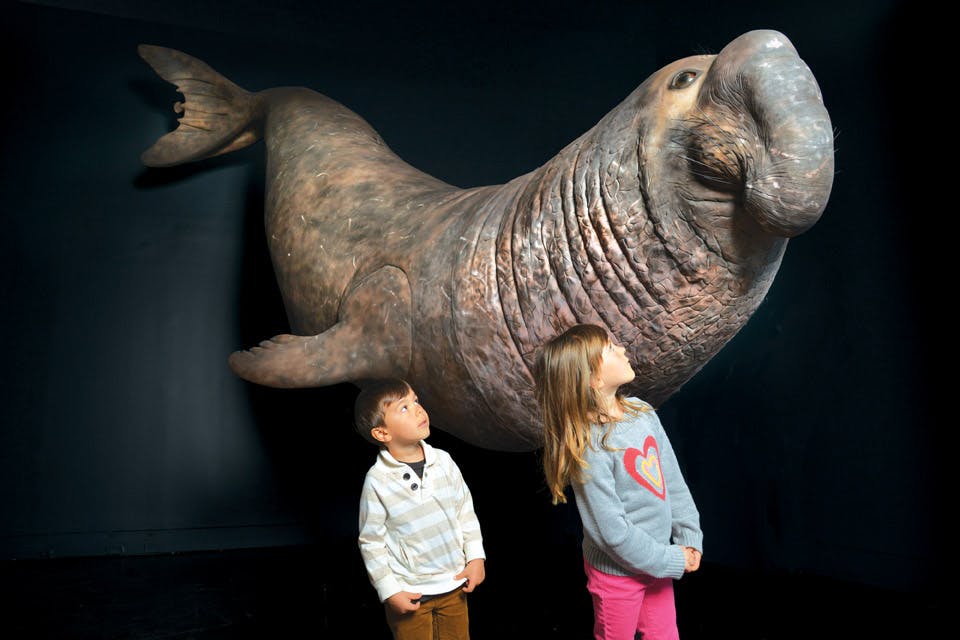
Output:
top-left (374, 389), bottom-right (430, 448)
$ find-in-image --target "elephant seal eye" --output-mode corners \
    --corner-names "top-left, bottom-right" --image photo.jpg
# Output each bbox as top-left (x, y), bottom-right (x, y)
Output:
top-left (669, 70), bottom-right (699, 90)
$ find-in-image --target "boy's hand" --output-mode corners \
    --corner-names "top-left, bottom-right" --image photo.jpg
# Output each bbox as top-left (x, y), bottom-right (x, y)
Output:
top-left (455, 558), bottom-right (486, 593)
top-left (385, 591), bottom-right (423, 614)
top-left (682, 547), bottom-right (701, 573)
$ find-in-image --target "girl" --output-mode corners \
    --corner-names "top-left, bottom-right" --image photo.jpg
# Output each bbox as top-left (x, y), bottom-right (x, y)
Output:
top-left (534, 324), bottom-right (703, 640)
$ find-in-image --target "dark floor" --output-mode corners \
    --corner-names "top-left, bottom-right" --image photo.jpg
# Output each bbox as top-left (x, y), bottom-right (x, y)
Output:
top-left (0, 544), bottom-right (944, 639)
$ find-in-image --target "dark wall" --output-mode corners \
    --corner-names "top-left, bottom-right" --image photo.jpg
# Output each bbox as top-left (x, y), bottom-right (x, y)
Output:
top-left (2, 0), bottom-right (937, 595)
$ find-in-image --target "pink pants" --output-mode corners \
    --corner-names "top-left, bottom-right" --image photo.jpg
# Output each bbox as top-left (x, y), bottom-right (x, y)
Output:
top-left (583, 557), bottom-right (679, 640)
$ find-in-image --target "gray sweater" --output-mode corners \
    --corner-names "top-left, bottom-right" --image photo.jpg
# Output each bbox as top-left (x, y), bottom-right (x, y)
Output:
top-left (572, 400), bottom-right (703, 579)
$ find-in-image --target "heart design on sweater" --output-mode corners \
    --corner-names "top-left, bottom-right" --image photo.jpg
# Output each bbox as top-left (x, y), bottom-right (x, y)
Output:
top-left (624, 435), bottom-right (666, 500)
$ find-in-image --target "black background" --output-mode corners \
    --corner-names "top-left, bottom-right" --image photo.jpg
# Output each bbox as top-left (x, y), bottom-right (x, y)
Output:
top-left (1, 0), bottom-right (941, 636)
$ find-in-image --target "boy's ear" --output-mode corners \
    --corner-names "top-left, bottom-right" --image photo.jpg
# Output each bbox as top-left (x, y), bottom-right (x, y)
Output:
top-left (371, 425), bottom-right (390, 444)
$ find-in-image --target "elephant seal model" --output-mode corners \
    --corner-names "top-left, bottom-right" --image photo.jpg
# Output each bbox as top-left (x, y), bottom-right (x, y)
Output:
top-left (138, 29), bottom-right (834, 451)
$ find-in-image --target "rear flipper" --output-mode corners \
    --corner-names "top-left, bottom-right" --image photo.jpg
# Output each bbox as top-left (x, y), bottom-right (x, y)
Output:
top-left (228, 266), bottom-right (412, 387)
top-left (138, 44), bottom-right (262, 167)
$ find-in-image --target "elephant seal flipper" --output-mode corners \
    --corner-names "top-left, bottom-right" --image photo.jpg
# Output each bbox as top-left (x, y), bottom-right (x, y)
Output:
top-left (138, 44), bottom-right (260, 168)
top-left (228, 266), bottom-right (413, 388)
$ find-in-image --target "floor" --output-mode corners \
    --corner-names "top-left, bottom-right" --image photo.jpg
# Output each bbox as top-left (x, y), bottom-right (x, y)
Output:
top-left (0, 544), bottom-right (943, 639)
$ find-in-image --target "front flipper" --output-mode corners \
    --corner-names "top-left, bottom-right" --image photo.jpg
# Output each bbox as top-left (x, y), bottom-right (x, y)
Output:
top-left (228, 266), bottom-right (412, 387)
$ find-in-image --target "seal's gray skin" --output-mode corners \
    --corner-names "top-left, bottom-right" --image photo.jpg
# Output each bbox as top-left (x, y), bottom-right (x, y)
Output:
top-left (139, 30), bottom-right (834, 451)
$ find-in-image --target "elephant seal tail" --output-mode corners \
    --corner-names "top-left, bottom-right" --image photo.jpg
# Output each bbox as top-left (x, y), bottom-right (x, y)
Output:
top-left (138, 44), bottom-right (261, 168)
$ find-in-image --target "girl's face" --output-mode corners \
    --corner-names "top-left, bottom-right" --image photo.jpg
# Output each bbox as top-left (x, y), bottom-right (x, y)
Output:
top-left (592, 339), bottom-right (635, 395)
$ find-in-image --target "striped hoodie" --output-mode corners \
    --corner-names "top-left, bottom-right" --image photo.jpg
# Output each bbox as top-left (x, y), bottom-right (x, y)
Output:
top-left (358, 441), bottom-right (485, 602)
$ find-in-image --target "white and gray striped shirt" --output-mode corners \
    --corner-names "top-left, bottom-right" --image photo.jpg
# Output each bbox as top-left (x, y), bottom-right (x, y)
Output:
top-left (358, 441), bottom-right (485, 602)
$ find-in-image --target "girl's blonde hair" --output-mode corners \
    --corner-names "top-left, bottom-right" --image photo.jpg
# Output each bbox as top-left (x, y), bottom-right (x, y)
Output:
top-left (533, 324), bottom-right (644, 504)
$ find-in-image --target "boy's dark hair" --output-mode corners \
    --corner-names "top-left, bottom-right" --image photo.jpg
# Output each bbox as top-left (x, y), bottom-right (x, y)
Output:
top-left (354, 378), bottom-right (413, 446)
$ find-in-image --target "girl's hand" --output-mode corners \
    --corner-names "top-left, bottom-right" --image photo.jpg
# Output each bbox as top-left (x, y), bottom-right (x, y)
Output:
top-left (682, 547), bottom-right (702, 573)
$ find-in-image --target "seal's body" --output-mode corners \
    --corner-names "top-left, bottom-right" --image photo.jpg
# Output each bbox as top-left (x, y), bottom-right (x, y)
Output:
top-left (139, 30), bottom-right (834, 451)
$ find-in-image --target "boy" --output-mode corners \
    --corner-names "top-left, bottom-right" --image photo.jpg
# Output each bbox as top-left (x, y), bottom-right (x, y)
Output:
top-left (355, 378), bottom-right (486, 640)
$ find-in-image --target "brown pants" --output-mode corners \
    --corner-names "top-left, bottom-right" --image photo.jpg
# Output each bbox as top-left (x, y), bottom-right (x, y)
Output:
top-left (384, 589), bottom-right (470, 640)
